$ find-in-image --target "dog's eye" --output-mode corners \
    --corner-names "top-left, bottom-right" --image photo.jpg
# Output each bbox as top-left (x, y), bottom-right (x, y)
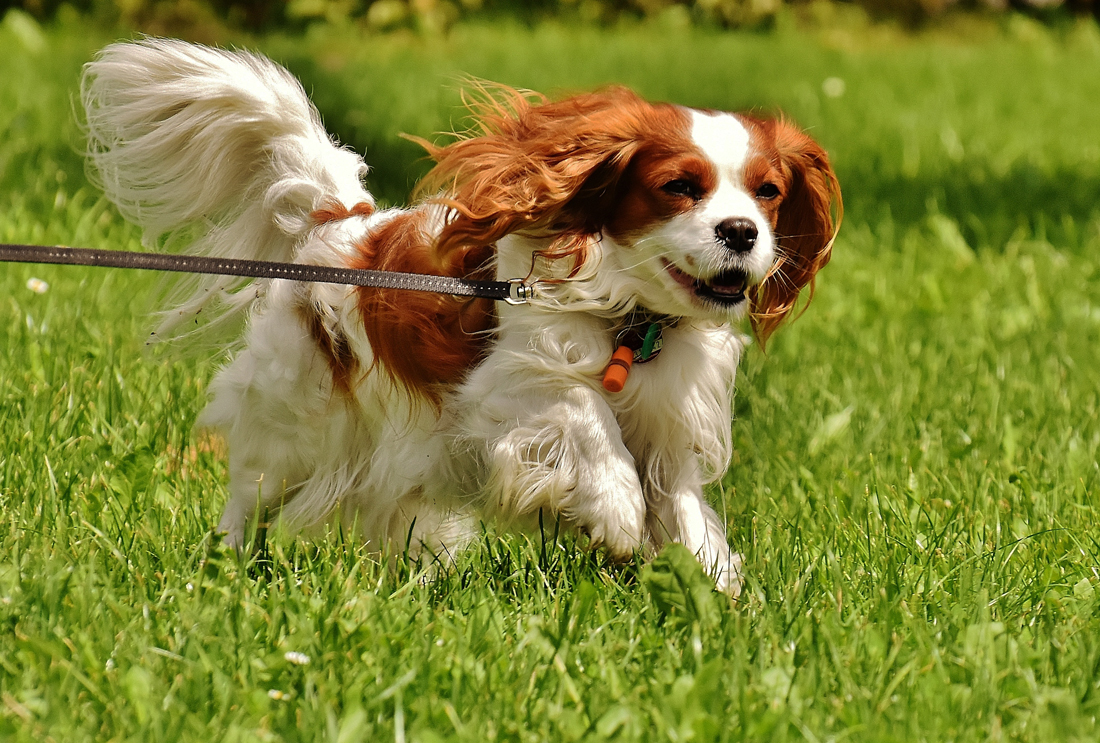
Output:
top-left (755, 183), bottom-right (780, 200)
top-left (661, 179), bottom-right (702, 200)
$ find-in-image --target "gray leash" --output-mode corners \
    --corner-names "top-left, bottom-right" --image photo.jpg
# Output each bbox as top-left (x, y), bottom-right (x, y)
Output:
top-left (0, 243), bottom-right (536, 304)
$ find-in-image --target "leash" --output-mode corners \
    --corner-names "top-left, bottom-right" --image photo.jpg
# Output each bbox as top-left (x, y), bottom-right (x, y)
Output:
top-left (0, 243), bottom-right (536, 304)
top-left (2, 242), bottom-right (673, 393)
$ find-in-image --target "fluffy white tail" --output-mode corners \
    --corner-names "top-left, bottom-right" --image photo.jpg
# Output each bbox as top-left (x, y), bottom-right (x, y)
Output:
top-left (81, 38), bottom-right (372, 336)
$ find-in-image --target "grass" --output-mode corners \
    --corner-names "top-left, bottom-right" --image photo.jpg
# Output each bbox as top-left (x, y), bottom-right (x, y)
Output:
top-left (2, 10), bottom-right (1100, 742)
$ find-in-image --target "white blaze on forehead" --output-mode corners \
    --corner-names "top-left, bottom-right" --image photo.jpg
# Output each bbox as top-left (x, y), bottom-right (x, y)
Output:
top-left (685, 110), bottom-right (772, 273)
top-left (689, 110), bottom-right (751, 177)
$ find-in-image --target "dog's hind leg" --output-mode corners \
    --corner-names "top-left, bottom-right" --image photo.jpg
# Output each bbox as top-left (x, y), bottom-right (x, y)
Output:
top-left (215, 468), bottom-right (295, 550)
top-left (200, 294), bottom-right (353, 549)
top-left (384, 491), bottom-right (477, 566)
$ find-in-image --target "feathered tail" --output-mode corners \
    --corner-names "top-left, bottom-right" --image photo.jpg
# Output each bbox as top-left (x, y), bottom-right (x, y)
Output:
top-left (81, 38), bottom-right (372, 336)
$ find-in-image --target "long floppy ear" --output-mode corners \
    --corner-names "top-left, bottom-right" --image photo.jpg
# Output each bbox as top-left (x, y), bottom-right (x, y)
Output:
top-left (413, 84), bottom-right (657, 271)
top-left (750, 121), bottom-right (842, 344)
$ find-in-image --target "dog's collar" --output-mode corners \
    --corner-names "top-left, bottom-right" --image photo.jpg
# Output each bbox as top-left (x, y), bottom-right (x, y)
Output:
top-left (601, 309), bottom-right (679, 393)
top-left (615, 308), bottom-right (678, 364)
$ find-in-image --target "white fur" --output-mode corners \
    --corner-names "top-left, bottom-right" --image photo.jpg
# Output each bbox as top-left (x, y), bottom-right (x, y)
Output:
top-left (82, 39), bottom-right (760, 595)
top-left (82, 39), bottom-right (373, 336)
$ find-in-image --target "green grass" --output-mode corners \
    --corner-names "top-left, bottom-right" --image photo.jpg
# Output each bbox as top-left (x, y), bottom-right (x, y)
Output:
top-left (3, 11), bottom-right (1100, 742)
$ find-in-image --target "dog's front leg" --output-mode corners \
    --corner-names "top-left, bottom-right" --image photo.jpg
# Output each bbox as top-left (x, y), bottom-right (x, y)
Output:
top-left (470, 385), bottom-right (646, 560)
top-left (646, 470), bottom-right (743, 597)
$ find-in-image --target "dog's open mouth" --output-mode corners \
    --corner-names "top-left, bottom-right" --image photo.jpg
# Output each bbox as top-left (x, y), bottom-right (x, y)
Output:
top-left (663, 261), bottom-right (750, 307)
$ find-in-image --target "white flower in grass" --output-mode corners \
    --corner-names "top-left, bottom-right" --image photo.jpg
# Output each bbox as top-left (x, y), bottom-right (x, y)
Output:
top-left (284, 651), bottom-right (311, 666)
top-left (268, 689), bottom-right (291, 701)
top-left (26, 277), bottom-right (49, 294)
top-left (822, 77), bottom-right (846, 98)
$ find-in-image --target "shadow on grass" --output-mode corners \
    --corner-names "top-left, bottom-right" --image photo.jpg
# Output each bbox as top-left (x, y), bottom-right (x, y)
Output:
top-left (216, 507), bottom-right (642, 611)
top-left (841, 158), bottom-right (1100, 251)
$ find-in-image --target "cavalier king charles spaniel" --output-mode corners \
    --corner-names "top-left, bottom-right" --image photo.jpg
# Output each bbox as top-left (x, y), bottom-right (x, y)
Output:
top-left (82, 39), bottom-right (840, 595)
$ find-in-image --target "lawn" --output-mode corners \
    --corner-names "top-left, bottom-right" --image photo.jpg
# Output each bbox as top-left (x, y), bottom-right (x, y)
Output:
top-left (2, 10), bottom-right (1100, 742)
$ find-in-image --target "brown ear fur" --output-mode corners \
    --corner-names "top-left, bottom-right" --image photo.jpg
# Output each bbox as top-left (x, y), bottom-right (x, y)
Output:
top-left (413, 84), bottom-right (672, 272)
top-left (750, 121), bottom-right (842, 344)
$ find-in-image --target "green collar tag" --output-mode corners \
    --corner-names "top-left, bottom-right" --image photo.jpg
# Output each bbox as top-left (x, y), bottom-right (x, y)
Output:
top-left (613, 310), bottom-right (675, 367)
top-left (636, 322), bottom-right (662, 363)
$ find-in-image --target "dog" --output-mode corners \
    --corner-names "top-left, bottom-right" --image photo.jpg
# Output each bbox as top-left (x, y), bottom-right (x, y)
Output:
top-left (81, 38), bottom-right (840, 596)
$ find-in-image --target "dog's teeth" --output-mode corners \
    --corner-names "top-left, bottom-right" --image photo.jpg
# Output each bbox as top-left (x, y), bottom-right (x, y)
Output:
top-left (707, 279), bottom-right (745, 295)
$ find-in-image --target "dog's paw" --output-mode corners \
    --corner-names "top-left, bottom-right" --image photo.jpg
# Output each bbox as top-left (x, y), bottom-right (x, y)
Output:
top-left (217, 530), bottom-right (244, 552)
top-left (710, 550), bottom-right (744, 598)
top-left (579, 500), bottom-right (646, 562)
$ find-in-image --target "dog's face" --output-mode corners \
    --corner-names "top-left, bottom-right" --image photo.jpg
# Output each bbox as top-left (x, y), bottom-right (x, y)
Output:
top-left (603, 110), bottom-right (787, 322)
top-left (422, 86), bottom-right (840, 340)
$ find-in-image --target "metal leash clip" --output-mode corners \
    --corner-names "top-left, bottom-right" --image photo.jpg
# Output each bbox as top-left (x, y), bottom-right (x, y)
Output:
top-left (505, 278), bottom-right (537, 305)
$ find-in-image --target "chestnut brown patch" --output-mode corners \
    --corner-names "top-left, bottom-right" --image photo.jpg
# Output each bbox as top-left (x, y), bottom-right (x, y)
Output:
top-left (350, 210), bottom-right (495, 403)
top-left (736, 115), bottom-right (788, 228)
top-left (415, 85), bottom-right (706, 270)
top-left (605, 143), bottom-right (717, 242)
top-left (298, 303), bottom-right (359, 396)
top-left (739, 116), bottom-right (843, 344)
top-left (311, 201), bottom-right (375, 225)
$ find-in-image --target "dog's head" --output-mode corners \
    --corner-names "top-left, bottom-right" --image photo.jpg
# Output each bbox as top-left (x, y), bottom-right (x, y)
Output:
top-left (419, 85), bottom-right (841, 343)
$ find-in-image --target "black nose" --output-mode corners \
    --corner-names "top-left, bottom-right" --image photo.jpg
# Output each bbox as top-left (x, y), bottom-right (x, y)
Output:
top-left (715, 218), bottom-right (758, 253)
